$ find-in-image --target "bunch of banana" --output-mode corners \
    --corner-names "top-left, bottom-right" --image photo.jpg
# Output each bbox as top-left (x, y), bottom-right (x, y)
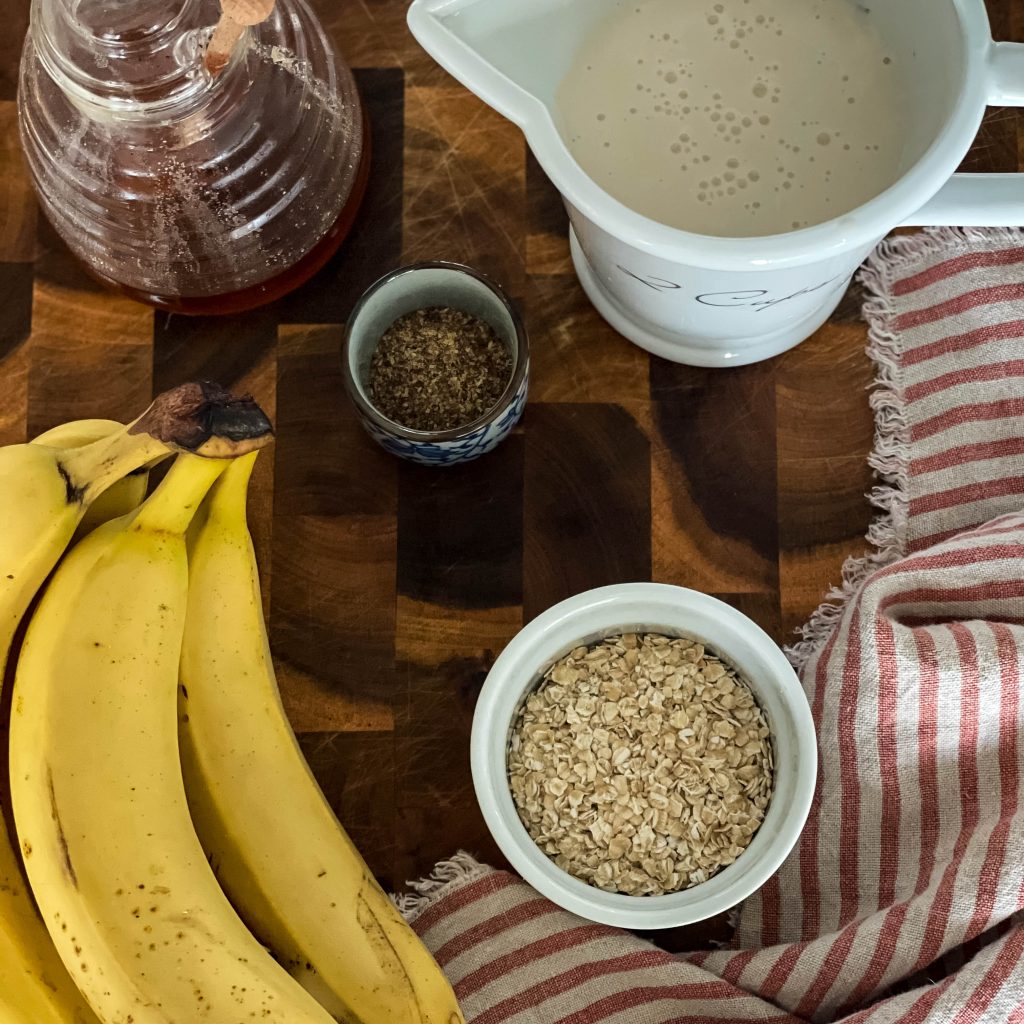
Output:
top-left (0, 382), bottom-right (273, 1024)
top-left (180, 455), bottom-right (463, 1024)
top-left (11, 454), bottom-right (339, 1024)
top-left (5, 387), bottom-right (462, 1024)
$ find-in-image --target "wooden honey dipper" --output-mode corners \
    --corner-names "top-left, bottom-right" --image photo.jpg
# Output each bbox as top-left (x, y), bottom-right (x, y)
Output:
top-left (205, 0), bottom-right (276, 77)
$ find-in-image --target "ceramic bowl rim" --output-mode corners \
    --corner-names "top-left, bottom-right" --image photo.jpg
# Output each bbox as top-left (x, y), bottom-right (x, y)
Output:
top-left (341, 261), bottom-right (530, 444)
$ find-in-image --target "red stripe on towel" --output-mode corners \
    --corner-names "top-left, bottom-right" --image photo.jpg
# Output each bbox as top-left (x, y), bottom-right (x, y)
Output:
top-left (911, 437), bottom-right (1024, 477)
top-left (471, 954), bottom-right (717, 1024)
top-left (894, 247), bottom-right (1024, 296)
top-left (455, 924), bottom-right (620, 1000)
top-left (902, 319), bottom-right (1024, 367)
top-left (435, 897), bottom-right (559, 967)
top-left (413, 873), bottom-right (519, 938)
top-left (552, 985), bottom-right (752, 1024)
top-left (911, 397), bottom-right (1024, 443)
top-left (895, 283), bottom-right (1024, 330)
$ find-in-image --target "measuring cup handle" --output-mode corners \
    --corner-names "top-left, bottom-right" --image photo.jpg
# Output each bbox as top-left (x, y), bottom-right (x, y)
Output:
top-left (901, 42), bottom-right (1024, 228)
top-left (987, 40), bottom-right (1024, 106)
top-left (902, 175), bottom-right (1024, 227)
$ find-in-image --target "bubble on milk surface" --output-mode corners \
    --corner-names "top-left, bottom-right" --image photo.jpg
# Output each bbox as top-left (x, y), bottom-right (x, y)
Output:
top-left (558, 0), bottom-right (906, 234)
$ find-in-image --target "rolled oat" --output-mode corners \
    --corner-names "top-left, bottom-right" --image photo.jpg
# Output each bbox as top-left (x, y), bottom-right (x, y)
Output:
top-left (507, 633), bottom-right (774, 896)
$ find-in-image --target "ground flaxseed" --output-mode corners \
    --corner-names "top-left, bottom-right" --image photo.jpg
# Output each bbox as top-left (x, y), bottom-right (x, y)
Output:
top-left (369, 306), bottom-right (513, 432)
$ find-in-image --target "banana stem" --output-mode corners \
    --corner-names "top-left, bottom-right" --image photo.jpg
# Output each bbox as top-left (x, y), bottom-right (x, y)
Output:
top-left (58, 382), bottom-right (273, 508)
top-left (129, 382), bottom-right (274, 460)
top-left (60, 430), bottom-right (171, 507)
top-left (206, 452), bottom-right (258, 523)
top-left (132, 456), bottom-right (230, 536)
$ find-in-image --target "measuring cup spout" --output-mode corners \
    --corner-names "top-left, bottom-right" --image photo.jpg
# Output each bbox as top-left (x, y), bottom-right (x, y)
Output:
top-left (407, 0), bottom-right (607, 129)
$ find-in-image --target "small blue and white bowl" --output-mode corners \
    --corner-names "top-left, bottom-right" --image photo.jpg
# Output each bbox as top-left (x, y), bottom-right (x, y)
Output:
top-left (342, 262), bottom-right (529, 466)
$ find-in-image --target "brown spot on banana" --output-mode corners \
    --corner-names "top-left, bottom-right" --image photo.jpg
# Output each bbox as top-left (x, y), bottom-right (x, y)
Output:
top-left (57, 462), bottom-right (85, 505)
top-left (356, 888), bottom-right (417, 999)
top-left (46, 766), bottom-right (77, 887)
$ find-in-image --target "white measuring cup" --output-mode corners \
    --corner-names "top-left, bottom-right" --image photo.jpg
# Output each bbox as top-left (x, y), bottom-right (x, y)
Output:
top-left (408, 0), bottom-right (1024, 366)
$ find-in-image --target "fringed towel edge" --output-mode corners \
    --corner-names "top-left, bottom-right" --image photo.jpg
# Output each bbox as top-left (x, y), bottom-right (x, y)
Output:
top-left (392, 850), bottom-right (492, 925)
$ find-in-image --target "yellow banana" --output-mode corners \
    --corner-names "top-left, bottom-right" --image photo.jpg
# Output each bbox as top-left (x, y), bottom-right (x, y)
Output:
top-left (9, 453), bottom-right (336, 1024)
top-left (30, 419), bottom-right (149, 538)
top-left (1, 429), bottom-right (165, 678)
top-left (0, 408), bottom-right (179, 1024)
top-left (29, 418), bottom-right (123, 446)
top-left (1, 414), bottom-right (144, 1024)
top-left (0, 842), bottom-right (99, 1024)
top-left (179, 455), bottom-right (464, 1024)
top-left (1, 385), bottom-right (272, 1024)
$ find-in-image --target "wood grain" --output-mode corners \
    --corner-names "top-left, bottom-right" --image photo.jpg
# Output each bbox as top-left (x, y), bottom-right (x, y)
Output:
top-left (651, 359), bottom-right (778, 596)
top-left (28, 222), bottom-right (152, 437)
top-left (526, 152), bottom-right (573, 277)
top-left (403, 84), bottom-right (526, 293)
top-left (1, 0), bottom-right (1021, 956)
top-left (525, 275), bottom-right (650, 404)
top-left (524, 403), bottom-right (652, 620)
top-left (0, 103), bottom-right (35, 262)
top-left (775, 326), bottom-right (877, 637)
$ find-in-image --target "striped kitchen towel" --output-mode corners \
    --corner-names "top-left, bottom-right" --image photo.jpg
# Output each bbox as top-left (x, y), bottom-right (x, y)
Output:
top-left (397, 228), bottom-right (1024, 1024)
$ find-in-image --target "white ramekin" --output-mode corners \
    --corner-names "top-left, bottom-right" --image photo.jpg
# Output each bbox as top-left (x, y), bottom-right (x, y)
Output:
top-left (470, 583), bottom-right (817, 930)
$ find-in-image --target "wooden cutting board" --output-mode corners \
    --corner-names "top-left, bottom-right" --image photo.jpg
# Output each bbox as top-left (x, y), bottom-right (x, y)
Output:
top-left (0, 0), bottom-right (1020, 951)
